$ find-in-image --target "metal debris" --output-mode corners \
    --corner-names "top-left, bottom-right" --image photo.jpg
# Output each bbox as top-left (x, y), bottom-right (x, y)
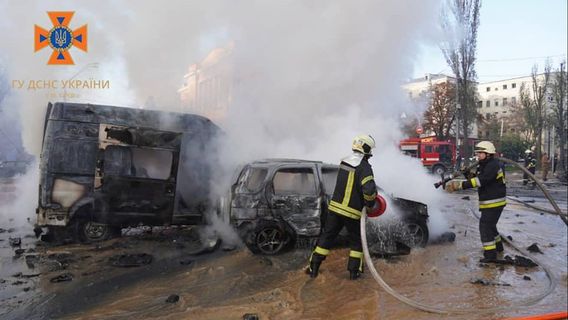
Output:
top-left (470, 278), bottom-right (511, 286)
top-left (526, 243), bottom-right (543, 254)
top-left (243, 314), bottom-right (260, 320)
top-left (165, 294), bottom-right (180, 303)
top-left (9, 237), bottom-right (21, 247)
top-left (523, 275), bottom-right (532, 281)
top-left (50, 273), bottom-right (73, 283)
top-left (109, 253), bottom-right (153, 267)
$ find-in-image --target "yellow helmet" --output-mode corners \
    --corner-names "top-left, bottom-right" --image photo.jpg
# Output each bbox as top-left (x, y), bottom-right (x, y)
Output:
top-left (352, 134), bottom-right (376, 155)
top-left (474, 141), bottom-right (496, 154)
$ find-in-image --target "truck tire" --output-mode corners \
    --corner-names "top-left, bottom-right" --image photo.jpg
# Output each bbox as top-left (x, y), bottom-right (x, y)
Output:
top-left (75, 217), bottom-right (120, 243)
top-left (432, 165), bottom-right (446, 176)
top-left (246, 221), bottom-right (289, 255)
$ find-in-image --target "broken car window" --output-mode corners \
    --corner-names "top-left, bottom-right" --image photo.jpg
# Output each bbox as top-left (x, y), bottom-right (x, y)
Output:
top-left (273, 168), bottom-right (316, 195)
top-left (235, 166), bottom-right (268, 193)
top-left (104, 146), bottom-right (173, 180)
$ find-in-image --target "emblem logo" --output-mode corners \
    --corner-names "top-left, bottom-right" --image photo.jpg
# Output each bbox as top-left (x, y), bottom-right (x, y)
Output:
top-left (34, 11), bottom-right (88, 65)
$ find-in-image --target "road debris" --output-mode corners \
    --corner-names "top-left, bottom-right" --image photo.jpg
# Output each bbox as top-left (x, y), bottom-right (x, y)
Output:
top-left (165, 294), bottom-right (180, 303)
top-left (527, 243), bottom-right (543, 254)
top-left (470, 278), bottom-right (511, 286)
top-left (9, 237), bottom-right (21, 247)
top-left (109, 253), bottom-right (153, 267)
top-left (50, 273), bottom-right (73, 283)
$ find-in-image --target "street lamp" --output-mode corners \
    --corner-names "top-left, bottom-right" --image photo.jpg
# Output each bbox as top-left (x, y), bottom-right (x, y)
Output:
top-left (63, 62), bottom-right (99, 102)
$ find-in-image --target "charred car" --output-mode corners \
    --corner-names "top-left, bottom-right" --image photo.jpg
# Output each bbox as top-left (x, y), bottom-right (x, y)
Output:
top-left (227, 159), bottom-right (429, 255)
top-left (36, 102), bottom-right (220, 242)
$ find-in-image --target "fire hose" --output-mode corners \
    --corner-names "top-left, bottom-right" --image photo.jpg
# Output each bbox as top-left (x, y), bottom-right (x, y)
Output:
top-left (360, 156), bottom-right (564, 315)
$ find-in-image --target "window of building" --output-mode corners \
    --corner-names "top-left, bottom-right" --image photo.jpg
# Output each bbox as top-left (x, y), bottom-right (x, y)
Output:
top-left (486, 100), bottom-right (490, 107)
top-left (494, 100), bottom-right (499, 106)
top-left (477, 101), bottom-right (483, 108)
top-left (486, 87), bottom-right (490, 92)
top-left (495, 87), bottom-right (499, 91)
top-left (511, 96), bottom-right (517, 104)
top-left (503, 97), bottom-right (508, 106)
top-left (512, 83), bottom-right (516, 88)
top-left (503, 84), bottom-right (507, 90)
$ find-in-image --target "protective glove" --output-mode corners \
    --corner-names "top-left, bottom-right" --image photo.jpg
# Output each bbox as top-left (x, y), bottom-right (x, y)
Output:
top-left (444, 180), bottom-right (463, 193)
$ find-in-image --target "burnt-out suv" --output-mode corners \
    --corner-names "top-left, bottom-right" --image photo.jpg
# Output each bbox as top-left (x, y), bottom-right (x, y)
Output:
top-left (227, 159), bottom-right (429, 255)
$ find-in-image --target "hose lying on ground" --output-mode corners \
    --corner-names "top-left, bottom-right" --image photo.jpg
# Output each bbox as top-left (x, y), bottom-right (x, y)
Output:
top-left (360, 156), bottom-right (563, 314)
top-left (496, 156), bottom-right (568, 226)
top-left (361, 208), bottom-right (557, 315)
top-left (506, 196), bottom-right (568, 216)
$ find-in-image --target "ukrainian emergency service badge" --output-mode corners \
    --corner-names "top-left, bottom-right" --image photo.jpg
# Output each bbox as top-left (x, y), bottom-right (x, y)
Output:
top-left (34, 11), bottom-right (88, 65)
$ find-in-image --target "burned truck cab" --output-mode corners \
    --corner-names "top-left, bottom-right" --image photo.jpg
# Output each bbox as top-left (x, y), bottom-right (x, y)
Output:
top-left (36, 102), bottom-right (220, 242)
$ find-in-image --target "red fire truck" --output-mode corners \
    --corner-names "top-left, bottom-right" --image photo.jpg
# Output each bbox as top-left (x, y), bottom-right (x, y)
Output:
top-left (399, 137), bottom-right (456, 175)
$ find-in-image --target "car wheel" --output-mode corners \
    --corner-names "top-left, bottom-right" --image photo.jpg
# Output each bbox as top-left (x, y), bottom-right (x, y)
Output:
top-left (404, 219), bottom-right (429, 248)
top-left (246, 221), bottom-right (289, 255)
top-left (76, 219), bottom-right (118, 243)
top-left (432, 165), bottom-right (446, 176)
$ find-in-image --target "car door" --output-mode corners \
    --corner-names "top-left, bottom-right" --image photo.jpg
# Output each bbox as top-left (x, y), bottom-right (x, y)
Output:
top-left (267, 164), bottom-right (322, 237)
top-left (96, 125), bottom-right (180, 225)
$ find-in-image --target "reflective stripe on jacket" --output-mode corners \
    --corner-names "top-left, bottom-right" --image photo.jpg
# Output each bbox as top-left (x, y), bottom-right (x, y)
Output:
top-left (462, 157), bottom-right (506, 209)
top-left (329, 157), bottom-right (376, 220)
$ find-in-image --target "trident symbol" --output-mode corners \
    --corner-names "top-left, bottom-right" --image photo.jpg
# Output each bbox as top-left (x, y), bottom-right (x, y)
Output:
top-left (55, 29), bottom-right (67, 47)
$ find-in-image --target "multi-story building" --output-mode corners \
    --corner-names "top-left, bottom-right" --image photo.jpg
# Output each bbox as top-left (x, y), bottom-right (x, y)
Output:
top-left (178, 42), bottom-right (235, 124)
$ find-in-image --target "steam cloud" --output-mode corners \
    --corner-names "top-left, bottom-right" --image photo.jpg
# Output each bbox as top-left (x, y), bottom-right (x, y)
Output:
top-left (0, 1), bottom-right (449, 239)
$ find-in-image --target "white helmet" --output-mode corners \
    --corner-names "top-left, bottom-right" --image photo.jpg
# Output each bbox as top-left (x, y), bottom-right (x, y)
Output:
top-left (474, 141), bottom-right (496, 154)
top-left (352, 134), bottom-right (376, 155)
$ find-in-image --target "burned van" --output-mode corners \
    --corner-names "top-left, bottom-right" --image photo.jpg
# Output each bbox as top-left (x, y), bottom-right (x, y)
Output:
top-left (36, 102), bottom-right (220, 242)
top-left (227, 159), bottom-right (429, 255)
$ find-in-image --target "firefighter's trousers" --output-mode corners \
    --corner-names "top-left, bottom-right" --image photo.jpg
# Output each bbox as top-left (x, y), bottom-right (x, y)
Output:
top-left (479, 206), bottom-right (504, 259)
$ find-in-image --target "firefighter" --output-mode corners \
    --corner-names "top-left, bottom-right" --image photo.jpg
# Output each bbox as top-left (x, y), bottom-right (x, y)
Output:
top-left (445, 141), bottom-right (506, 263)
top-left (523, 148), bottom-right (537, 186)
top-left (307, 134), bottom-right (378, 280)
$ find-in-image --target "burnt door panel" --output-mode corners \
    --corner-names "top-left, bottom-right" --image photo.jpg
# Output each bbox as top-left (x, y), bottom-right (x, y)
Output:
top-left (268, 166), bottom-right (322, 237)
top-left (99, 144), bottom-right (177, 225)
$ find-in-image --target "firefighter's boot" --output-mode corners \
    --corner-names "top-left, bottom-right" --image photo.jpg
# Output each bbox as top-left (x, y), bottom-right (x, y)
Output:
top-left (479, 249), bottom-right (498, 263)
top-left (347, 251), bottom-right (364, 280)
top-left (306, 252), bottom-right (325, 278)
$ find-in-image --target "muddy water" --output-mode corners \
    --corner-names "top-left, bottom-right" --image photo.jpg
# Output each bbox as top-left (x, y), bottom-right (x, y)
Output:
top-left (1, 188), bottom-right (567, 320)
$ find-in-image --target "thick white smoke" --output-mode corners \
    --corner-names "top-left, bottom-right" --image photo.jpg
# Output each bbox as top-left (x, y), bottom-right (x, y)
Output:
top-left (0, 1), bottom-right (449, 239)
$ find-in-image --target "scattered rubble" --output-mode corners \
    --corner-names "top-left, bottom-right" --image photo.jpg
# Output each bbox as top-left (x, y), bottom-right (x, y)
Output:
top-left (243, 314), bottom-right (260, 320)
top-left (470, 278), bottom-right (511, 286)
top-left (165, 294), bottom-right (180, 303)
top-left (461, 196), bottom-right (470, 200)
top-left (523, 276), bottom-right (532, 281)
top-left (179, 258), bottom-right (193, 265)
top-left (9, 237), bottom-right (21, 247)
top-left (527, 243), bottom-right (543, 254)
top-left (50, 273), bottom-right (73, 283)
top-left (431, 232), bottom-right (456, 244)
top-left (109, 253), bottom-right (153, 267)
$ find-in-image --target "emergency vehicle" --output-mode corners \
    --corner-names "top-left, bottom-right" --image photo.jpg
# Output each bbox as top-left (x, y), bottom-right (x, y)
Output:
top-left (399, 137), bottom-right (456, 175)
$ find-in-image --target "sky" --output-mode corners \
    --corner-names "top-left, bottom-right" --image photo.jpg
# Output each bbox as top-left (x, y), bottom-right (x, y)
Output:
top-left (413, 0), bottom-right (568, 83)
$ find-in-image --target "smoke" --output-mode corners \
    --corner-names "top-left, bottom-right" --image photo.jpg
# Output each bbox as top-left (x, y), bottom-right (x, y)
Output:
top-left (0, 1), bottom-right (450, 240)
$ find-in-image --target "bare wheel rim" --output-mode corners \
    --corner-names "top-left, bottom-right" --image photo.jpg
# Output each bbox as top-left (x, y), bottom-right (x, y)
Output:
top-left (257, 227), bottom-right (284, 254)
top-left (406, 223), bottom-right (425, 247)
top-left (84, 221), bottom-right (108, 239)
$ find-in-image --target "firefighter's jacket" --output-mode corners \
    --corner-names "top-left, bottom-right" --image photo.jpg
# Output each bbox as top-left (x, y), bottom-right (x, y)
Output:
top-left (329, 152), bottom-right (377, 220)
top-left (525, 153), bottom-right (536, 169)
top-left (462, 156), bottom-right (506, 209)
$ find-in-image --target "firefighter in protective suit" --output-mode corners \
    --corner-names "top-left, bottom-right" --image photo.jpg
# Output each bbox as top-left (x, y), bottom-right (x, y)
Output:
top-left (445, 141), bottom-right (506, 262)
top-left (307, 134), bottom-right (377, 280)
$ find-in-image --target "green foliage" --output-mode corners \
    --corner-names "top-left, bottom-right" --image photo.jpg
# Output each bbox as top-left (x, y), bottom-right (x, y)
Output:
top-left (498, 134), bottom-right (528, 161)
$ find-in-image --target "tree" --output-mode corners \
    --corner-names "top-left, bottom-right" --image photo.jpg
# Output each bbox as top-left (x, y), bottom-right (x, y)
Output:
top-left (550, 61), bottom-right (567, 181)
top-left (440, 0), bottom-right (481, 158)
top-left (518, 62), bottom-right (552, 167)
top-left (499, 133), bottom-right (528, 161)
top-left (477, 113), bottom-right (501, 141)
top-left (423, 81), bottom-right (456, 140)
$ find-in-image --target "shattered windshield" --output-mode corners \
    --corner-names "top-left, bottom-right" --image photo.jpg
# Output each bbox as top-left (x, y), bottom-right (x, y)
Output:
top-left (235, 166), bottom-right (268, 193)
